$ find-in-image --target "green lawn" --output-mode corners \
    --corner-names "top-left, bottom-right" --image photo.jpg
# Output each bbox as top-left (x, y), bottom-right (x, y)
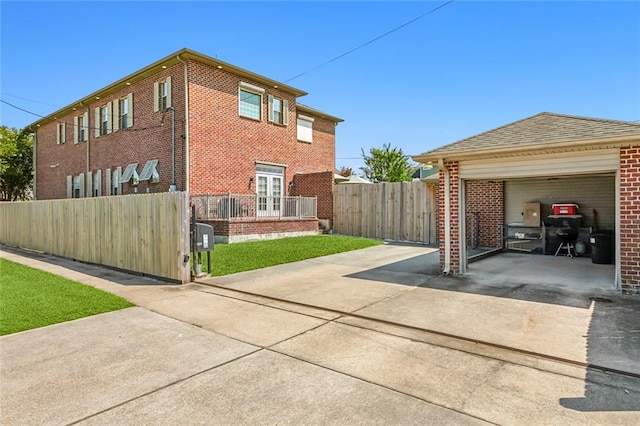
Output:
top-left (196, 234), bottom-right (383, 276)
top-left (0, 259), bottom-right (134, 336)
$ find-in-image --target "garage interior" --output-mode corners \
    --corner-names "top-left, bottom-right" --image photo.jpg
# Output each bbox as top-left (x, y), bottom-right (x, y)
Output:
top-left (465, 173), bottom-right (617, 292)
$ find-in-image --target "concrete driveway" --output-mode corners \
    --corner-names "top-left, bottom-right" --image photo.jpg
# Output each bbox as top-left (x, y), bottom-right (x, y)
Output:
top-left (1, 244), bottom-right (639, 424)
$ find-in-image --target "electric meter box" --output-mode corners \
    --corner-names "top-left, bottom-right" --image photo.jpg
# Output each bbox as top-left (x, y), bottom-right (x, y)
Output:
top-left (194, 223), bottom-right (214, 252)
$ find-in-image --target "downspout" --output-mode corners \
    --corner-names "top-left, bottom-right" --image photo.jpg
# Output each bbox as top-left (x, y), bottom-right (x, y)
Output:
top-left (31, 128), bottom-right (37, 200)
top-left (439, 158), bottom-right (451, 274)
top-left (176, 54), bottom-right (190, 193)
top-left (86, 104), bottom-right (91, 182)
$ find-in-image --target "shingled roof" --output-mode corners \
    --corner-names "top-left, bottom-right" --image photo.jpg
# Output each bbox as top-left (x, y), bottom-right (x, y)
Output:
top-left (413, 112), bottom-right (640, 162)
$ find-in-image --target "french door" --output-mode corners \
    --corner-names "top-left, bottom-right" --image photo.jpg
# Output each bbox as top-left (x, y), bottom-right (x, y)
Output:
top-left (256, 166), bottom-right (284, 217)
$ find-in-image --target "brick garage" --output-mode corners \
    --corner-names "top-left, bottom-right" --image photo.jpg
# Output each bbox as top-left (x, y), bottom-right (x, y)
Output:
top-left (416, 113), bottom-right (640, 292)
top-left (29, 48), bottom-right (342, 242)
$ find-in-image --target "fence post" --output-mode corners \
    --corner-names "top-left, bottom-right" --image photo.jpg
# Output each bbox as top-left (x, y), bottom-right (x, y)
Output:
top-left (227, 192), bottom-right (231, 220)
top-left (298, 195), bottom-right (302, 218)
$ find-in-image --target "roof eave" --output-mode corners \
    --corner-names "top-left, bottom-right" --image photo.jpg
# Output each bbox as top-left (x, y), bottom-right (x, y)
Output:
top-left (27, 48), bottom-right (308, 130)
top-left (412, 134), bottom-right (640, 164)
top-left (297, 104), bottom-right (344, 123)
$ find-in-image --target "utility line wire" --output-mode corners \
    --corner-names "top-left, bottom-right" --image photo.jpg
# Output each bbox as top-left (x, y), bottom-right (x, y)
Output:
top-left (285, 0), bottom-right (455, 83)
top-left (1, 99), bottom-right (165, 133)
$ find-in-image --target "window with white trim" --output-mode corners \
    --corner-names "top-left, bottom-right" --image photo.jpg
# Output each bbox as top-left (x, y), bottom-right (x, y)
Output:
top-left (121, 96), bottom-right (129, 129)
top-left (73, 112), bottom-right (89, 143)
top-left (111, 93), bottom-right (133, 131)
top-left (239, 88), bottom-right (262, 120)
top-left (101, 105), bottom-right (109, 135)
top-left (268, 95), bottom-right (288, 125)
top-left (56, 122), bottom-right (66, 144)
top-left (154, 77), bottom-right (172, 112)
top-left (297, 114), bottom-right (314, 143)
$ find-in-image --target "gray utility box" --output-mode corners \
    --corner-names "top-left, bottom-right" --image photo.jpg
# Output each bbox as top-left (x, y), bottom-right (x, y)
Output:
top-left (194, 223), bottom-right (214, 252)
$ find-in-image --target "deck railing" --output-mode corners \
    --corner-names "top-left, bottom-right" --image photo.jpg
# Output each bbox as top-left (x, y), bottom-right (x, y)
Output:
top-left (191, 193), bottom-right (317, 220)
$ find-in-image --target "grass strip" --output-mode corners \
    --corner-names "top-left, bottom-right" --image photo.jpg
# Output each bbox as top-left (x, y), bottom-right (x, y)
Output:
top-left (195, 234), bottom-right (382, 276)
top-left (0, 258), bottom-right (134, 336)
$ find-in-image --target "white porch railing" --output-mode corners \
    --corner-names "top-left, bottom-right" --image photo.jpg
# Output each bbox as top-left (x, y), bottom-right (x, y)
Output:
top-left (191, 193), bottom-right (317, 220)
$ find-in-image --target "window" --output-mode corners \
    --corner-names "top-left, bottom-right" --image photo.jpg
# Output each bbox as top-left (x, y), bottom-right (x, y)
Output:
top-left (238, 82), bottom-right (265, 120)
top-left (56, 123), bottom-right (66, 144)
top-left (112, 93), bottom-right (133, 131)
top-left (101, 106), bottom-right (109, 135)
top-left (239, 89), bottom-right (261, 120)
top-left (74, 112), bottom-right (88, 143)
top-left (95, 103), bottom-right (113, 137)
top-left (268, 95), bottom-right (288, 125)
top-left (297, 114), bottom-right (314, 143)
top-left (120, 97), bottom-right (129, 129)
top-left (154, 77), bottom-right (172, 112)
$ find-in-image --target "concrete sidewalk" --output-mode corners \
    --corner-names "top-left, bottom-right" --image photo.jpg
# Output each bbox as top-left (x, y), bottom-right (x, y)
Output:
top-left (2, 245), bottom-right (639, 424)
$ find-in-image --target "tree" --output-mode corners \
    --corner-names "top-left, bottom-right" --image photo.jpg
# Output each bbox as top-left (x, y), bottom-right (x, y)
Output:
top-left (0, 126), bottom-right (34, 201)
top-left (337, 166), bottom-right (354, 177)
top-left (360, 143), bottom-right (416, 183)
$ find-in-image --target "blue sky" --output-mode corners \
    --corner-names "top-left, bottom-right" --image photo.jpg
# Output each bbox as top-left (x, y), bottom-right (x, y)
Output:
top-left (1, 1), bottom-right (639, 172)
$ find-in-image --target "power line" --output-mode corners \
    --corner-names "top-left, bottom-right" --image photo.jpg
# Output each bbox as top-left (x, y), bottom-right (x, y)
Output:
top-left (285, 0), bottom-right (456, 83)
top-left (1, 99), bottom-right (166, 133)
top-left (1, 92), bottom-right (61, 108)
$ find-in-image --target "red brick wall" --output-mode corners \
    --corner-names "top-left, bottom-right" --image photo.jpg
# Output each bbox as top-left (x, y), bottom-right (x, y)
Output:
top-left (438, 161), bottom-right (460, 274)
top-left (203, 218), bottom-right (318, 240)
top-left (35, 64), bottom-right (187, 199)
top-left (34, 58), bottom-right (337, 200)
top-left (465, 180), bottom-right (504, 248)
top-left (186, 60), bottom-right (335, 196)
top-left (291, 171), bottom-right (334, 223)
top-left (620, 146), bottom-right (640, 291)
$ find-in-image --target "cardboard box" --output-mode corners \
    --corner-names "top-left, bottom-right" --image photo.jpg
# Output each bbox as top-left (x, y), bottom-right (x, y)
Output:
top-left (523, 202), bottom-right (541, 226)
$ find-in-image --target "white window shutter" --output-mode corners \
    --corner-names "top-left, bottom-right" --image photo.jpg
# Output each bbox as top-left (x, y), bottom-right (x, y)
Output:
top-left (107, 103), bottom-right (113, 134)
top-left (166, 76), bottom-right (172, 109)
top-left (283, 100), bottom-right (289, 125)
top-left (86, 171), bottom-right (93, 197)
top-left (66, 175), bottom-right (73, 198)
top-left (79, 173), bottom-right (85, 198)
top-left (95, 108), bottom-right (100, 137)
top-left (112, 99), bottom-right (119, 132)
top-left (127, 93), bottom-right (134, 128)
top-left (116, 166), bottom-right (122, 194)
top-left (153, 81), bottom-right (160, 112)
top-left (56, 124), bottom-right (60, 144)
top-left (268, 95), bottom-right (274, 122)
top-left (95, 170), bottom-right (102, 196)
top-left (83, 112), bottom-right (89, 140)
top-left (73, 116), bottom-right (79, 144)
top-left (61, 123), bottom-right (66, 143)
top-left (105, 168), bottom-right (112, 195)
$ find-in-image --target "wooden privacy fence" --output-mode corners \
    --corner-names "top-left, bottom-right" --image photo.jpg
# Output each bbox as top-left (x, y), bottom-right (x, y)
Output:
top-left (333, 181), bottom-right (437, 244)
top-left (0, 192), bottom-right (191, 283)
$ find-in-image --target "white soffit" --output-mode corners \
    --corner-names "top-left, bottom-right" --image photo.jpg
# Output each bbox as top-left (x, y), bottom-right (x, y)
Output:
top-left (458, 148), bottom-right (620, 180)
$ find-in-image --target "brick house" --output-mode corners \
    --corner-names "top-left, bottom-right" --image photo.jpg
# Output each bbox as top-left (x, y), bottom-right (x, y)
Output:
top-left (28, 48), bottom-right (343, 242)
top-left (412, 112), bottom-right (640, 292)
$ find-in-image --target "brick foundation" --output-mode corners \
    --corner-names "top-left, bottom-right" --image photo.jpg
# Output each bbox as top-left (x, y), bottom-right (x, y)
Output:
top-left (202, 218), bottom-right (319, 243)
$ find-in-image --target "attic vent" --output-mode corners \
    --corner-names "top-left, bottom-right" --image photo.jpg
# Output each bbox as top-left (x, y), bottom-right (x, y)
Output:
top-left (139, 160), bottom-right (159, 182)
top-left (119, 163), bottom-right (139, 185)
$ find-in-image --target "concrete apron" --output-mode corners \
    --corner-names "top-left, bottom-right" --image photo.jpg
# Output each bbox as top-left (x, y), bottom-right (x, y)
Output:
top-left (2, 246), bottom-right (640, 424)
top-left (199, 245), bottom-right (637, 375)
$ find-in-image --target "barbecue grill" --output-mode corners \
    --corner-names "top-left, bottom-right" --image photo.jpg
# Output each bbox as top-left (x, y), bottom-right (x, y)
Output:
top-left (554, 227), bottom-right (578, 258)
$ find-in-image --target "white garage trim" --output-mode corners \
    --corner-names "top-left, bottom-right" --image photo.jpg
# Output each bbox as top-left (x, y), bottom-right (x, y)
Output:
top-left (459, 149), bottom-right (620, 180)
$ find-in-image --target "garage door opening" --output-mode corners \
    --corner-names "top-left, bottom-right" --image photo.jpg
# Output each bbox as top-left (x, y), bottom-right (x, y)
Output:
top-left (463, 173), bottom-right (616, 293)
